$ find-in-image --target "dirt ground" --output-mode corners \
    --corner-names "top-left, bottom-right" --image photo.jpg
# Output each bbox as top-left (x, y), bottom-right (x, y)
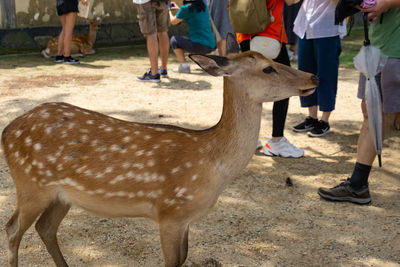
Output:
top-left (0, 47), bottom-right (399, 267)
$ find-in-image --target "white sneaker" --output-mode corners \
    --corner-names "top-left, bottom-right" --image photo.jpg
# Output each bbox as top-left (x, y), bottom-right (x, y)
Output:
top-left (262, 137), bottom-right (304, 158)
top-left (173, 64), bottom-right (191, 73)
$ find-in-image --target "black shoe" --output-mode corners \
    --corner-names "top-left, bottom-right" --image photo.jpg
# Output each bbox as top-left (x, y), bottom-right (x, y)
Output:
top-left (318, 179), bottom-right (371, 205)
top-left (63, 56), bottom-right (80, 65)
top-left (159, 68), bottom-right (169, 78)
top-left (55, 55), bottom-right (64, 63)
top-left (137, 71), bottom-right (161, 83)
top-left (293, 116), bottom-right (318, 132)
top-left (308, 120), bottom-right (330, 137)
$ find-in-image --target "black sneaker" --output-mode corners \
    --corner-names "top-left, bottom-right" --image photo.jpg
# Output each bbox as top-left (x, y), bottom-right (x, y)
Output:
top-left (308, 120), bottom-right (330, 137)
top-left (137, 71), bottom-right (161, 83)
top-left (54, 55), bottom-right (64, 63)
top-left (63, 56), bottom-right (80, 65)
top-left (293, 116), bottom-right (318, 132)
top-left (159, 68), bottom-right (168, 78)
top-left (318, 179), bottom-right (371, 204)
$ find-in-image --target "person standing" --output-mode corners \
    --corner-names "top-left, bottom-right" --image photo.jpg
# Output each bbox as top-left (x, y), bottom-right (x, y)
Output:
top-left (236, 0), bottom-right (305, 158)
top-left (292, 0), bottom-right (346, 137)
top-left (318, 0), bottom-right (400, 204)
top-left (208, 0), bottom-right (234, 56)
top-left (134, 0), bottom-right (170, 83)
top-left (55, 0), bottom-right (88, 64)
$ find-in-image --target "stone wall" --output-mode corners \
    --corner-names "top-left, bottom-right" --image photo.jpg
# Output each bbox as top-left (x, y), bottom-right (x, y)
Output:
top-left (0, 0), bottom-right (186, 52)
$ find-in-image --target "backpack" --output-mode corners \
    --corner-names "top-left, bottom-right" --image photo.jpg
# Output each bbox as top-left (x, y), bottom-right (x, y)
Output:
top-left (229, 0), bottom-right (277, 34)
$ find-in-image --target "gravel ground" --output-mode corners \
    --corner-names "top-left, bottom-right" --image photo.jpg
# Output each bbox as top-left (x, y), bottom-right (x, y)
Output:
top-left (0, 47), bottom-right (399, 266)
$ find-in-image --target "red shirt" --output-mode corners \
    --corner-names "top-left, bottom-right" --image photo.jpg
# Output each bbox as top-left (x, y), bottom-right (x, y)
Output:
top-left (236, 0), bottom-right (288, 44)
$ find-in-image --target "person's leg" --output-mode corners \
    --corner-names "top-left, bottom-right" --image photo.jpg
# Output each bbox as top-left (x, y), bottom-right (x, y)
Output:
top-left (293, 37), bottom-right (319, 132)
top-left (156, 1), bottom-right (170, 72)
top-left (146, 33), bottom-right (159, 74)
top-left (217, 40), bottom-right (227, 56)
top-left (63, 12), bottom-right (77, 57)
top-left (57, 15), bottom-right (67, 56)
top-left (158, 31), bottom-right (169, 70)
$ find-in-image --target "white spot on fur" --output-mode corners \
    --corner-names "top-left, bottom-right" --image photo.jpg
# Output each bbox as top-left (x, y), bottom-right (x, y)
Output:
top-left (135, 150), bottom-right (144, 156)
top-left (14, 130), bottom-right (22, 137)
top-left (47, 155), bottom-right (57, 163)
top-left (134, 131), bottom-right (140, 135)
top-left (109, 175), bottom-right (125, 184)
top-left (122, 162), bottom-right (131, 168)
top-left (146, 151), bottom-right (154, 156)
top-left (34, 143), bottom-right (42, 150)
top-left (123, 136), bottom-right (132, 142)
top-left (137, 191), bottom-right (144, 197)
top-left (133, 163), bottom-right (144, 169)
top-left (185, 162), bottom-right (193, 168)
top-left (171, 167), bottom-right (181, 174)
top-left (64, 112), bottom-right (75, 117)
top-left (8, 143), bottom-right (14, 149)
top-left (86, 120), bottom-right (94, 125)
top-left (105, 127), bottom-right (113, 132)
top-left (25, 136), bottom-right (32, 145)
top-left (144, 135), bottom-right (151, 140)
top-left (147, 160), bottom-right (155, 167)
top-left (25, 165), bottom-right (32, 174)
top-left (192, 174), bottom-right (198, 181)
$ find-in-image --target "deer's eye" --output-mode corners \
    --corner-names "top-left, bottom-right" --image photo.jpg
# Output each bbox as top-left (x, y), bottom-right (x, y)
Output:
top-left (263, 66), bottom-right (276, 74)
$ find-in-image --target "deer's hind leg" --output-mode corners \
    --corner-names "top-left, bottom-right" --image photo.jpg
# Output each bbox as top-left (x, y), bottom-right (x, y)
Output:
top-left (6, 193), bottom-right (52, 267)
top-left (35, 199), bottom-right (71, 267)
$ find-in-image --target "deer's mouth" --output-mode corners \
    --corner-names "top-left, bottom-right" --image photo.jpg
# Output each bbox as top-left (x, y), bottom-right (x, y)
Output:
top-left (299, 88), bottom-right (316, 96)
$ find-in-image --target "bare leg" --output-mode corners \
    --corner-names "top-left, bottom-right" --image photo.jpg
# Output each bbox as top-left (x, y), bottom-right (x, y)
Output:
top-left (63, 12), bottom-right (77, 57)
top-left (217, 40), bottom-right (227, 56)
top-left (159, 220), bottom-right (189, 267)
top-left (35, 200), bottom-right (71, 267)
top-left (308, 105), bottom-right (318, 119)
top-left (321, 111), bottom-right (331, 122)
top-left (57, 15), bottom-right (67, 55)
top-left (173, 48), bottom-right (186, 64)
top-left (158, 31), bottom-right (170, 70)
top-left (146, 33), bottom-right (159, 74)
top-left (357, 100), bottom-right (377, 165)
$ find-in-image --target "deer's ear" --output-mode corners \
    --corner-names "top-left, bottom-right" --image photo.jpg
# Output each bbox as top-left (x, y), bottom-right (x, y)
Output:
top-left (189, 54), bottom-right (232, 76)
top-left (226, 33), bottom-right (240, 55)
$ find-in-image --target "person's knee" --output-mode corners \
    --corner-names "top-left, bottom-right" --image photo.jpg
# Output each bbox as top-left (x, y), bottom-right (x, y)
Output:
top-left (170, 36), bottom-right (179, 50)
top-left (361, 100), bottom-right (369, 121)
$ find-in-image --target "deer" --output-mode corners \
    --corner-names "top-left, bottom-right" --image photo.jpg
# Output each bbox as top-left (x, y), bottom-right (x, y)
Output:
top-left (41, 17), bottom-right (101, 58)
top-left (2, 34), bottom-right (318, 267)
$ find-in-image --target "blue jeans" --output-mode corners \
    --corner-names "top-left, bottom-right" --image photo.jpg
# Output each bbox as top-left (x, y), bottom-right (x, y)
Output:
top-left (170, 35), bottom-right (214, 54)
top-left (298, 36), bottom-right (342, 112)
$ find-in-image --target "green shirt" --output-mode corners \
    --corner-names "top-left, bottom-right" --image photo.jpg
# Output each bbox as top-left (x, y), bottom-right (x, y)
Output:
top-left (370, 7), bottom-right (400, 58)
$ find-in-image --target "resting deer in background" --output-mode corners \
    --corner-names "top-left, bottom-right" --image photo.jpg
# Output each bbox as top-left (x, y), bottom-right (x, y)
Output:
top-left (41, 18), bottom-right (101, 58)
top-left (2, 34), bottom-right (318, 267)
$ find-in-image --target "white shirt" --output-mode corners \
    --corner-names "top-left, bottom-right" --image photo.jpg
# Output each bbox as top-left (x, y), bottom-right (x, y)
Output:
top-left (293, 0), bottom-right (347, 39)
top-left (132, 0), bottom-right (150, 4)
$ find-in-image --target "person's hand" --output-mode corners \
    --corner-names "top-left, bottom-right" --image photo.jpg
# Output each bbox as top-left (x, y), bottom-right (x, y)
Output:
top-left (169, 1), bottom-right (180, 10)
top-left (80, 0), bottom-right (89, 6)
top-left (361, 0), bottom-right (391, 19)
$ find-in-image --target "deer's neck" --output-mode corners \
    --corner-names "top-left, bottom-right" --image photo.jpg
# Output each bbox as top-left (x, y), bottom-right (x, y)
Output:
top-left (88, 27), bottom-right (98, 45)
top-left (207, 77), bottom-right (262, 192)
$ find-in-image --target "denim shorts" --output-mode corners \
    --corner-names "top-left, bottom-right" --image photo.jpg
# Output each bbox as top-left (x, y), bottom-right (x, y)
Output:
top-left (56, 0), bottom-right (79, 16)
top-left (170, 36), bottom-right (214, 54)
top-left (357, 57), bottom-right (400, 113)
top-left (298, 36), bottom-right (342, 112)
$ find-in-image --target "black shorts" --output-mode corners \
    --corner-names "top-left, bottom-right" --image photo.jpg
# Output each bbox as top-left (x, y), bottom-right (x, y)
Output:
top-left (56, 0), bottom-right (79, 16)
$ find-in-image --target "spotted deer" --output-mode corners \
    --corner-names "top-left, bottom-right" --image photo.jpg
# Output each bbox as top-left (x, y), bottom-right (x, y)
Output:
top-left (2, 35), bottom-right (318, 267)
top-left (41, 18), bottom-right (101, 58)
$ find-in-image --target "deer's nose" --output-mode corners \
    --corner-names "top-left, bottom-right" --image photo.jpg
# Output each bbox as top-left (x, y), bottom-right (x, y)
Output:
top-left (311, 75), bottom-right (319, 86)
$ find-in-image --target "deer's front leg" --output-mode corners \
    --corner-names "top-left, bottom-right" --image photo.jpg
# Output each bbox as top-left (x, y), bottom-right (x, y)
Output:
top-left (159, 220), bottom-right (189, 267)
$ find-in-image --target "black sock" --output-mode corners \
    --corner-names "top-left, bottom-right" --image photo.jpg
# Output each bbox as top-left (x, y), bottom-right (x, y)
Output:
top-left (349, 162), bottom-right (371, 190)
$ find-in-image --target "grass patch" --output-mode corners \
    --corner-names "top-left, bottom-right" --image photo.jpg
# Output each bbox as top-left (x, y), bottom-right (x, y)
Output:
top-left (340, 25), bottom-right (365, 68)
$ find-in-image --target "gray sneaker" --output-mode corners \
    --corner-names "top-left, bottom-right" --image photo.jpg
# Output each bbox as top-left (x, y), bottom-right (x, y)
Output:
top-left (318, 179), bottom-right (371, 205)
top-left (173, 64), bottom-right (191, 73)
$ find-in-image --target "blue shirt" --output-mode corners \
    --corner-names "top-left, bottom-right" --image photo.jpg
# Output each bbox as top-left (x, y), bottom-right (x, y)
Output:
top-left (176, 2), bottom-right (216, 49)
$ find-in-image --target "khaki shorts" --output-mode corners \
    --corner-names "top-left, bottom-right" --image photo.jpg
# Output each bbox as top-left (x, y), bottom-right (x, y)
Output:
top-left (136, 1), bottom-right (170, 35)
top-left (358, 57), bottom-right (400, 113)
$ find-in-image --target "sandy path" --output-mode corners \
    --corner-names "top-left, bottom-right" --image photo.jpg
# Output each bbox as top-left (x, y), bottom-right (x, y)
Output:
top-left (0, 47), bottom-right (399, 266)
